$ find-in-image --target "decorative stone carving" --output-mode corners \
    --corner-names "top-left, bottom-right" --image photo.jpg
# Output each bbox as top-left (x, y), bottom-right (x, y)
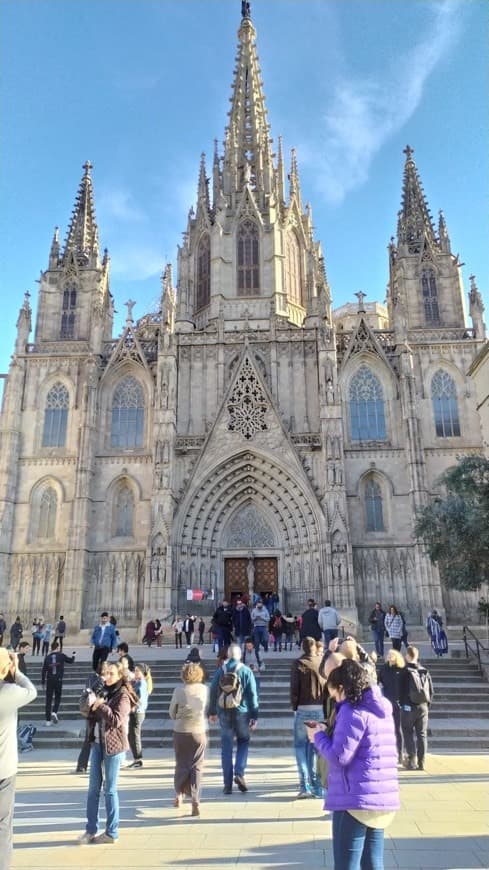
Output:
top-left (224, 503), bottom-right (275, 548)
top-left (227, 357), bottom-right (268, 440)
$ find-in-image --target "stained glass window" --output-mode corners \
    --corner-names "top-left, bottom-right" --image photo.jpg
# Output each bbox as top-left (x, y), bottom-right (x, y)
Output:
top-left (42, 382), bottom-right (69, 447)
top-left (431, 370), bottom-right (460, 437)
top-left (114, 484), bottom-right (134, 537)
top-left (422, 270), bottom-right (440, 324)
top-left (237, 220), bottom-right (260, 295)
top-left (349, 366), bottom-right (387, 442)
top-left (111, 376), bottom-right (145, 449)
top-left (365, 480), bottom-right (384, 532)
top-left (60, 284), bottom-right (77, 338)
top-left (196, 234), bottom-right (211, 309)
top-left (286, 231), bottom-right (302, 305)
top-left (38, 488), bottom-right (57, 539)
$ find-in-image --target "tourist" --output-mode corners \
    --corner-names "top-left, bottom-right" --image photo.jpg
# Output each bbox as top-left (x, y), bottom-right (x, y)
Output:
top-left (212, 601), bottom-right (234, 650)
top-left (75, 662), bottom-right (109, 773)
top-left (41, 640), bottom-right (76, 725)
top-left (183, 614), bottom-right (195, 648)
top-left (208, 642), bottom-right (259, 794)
top-left (378, 649), bottom-right (405, 763)
top-left (336, 637), bottom-right (378, 685)
top-left (9, 617), bottom-right (23, 651)
top-left (318, 600), bottom-right (341, 646)
top-left (172, 615), bottom-right (184, 649)
top-left (54, 615), bottom-right (67, 651)
top-left (307, 659), bottom-right (399, 870)
top-left (0, 613), bottom-right (6, 646)
top-left (368, 602), bottom-right (386, 658)
top-left (242, 636), bottom-right (263, 672)
top-left (154, 618), bottom-right (163, 647)
top-left (90, 611), bottom-right (117, 672)
top-left (384, 606), bottom-right (404, 652)
top-left (169, 661), bottom-right (209, 816)
top-left (300, 600), bottom-right (321, 642)
top-left (290, 636), bottom-right (326, 798)
top-left (127, 663), bottom-right (152, 769)
top-left (251, 599), bottom-right (270, 658)
top-left (143, 618), bottom-right (156, 647)
top-left (0, 647), bottom-right (37, 867)
top-left (270, 610), bottom-right (285, 651)
top-left (232, 599), bottom-right (252, 646)
top-left (198, 617), bottom-right (206, 646)
top-left (283, 613), bottom-right (295, 650)
top-left (16, 642), bottom-right (30, 675)
top-left (41, 623), bottom-right (53, 657)
top-left (78, 660), bottom-right (137, 844)
top-left (426, 610), bottom-right (448, 657)
top-left (400, 646), bottom-right (433, 770)
top-left (117, 642), bottom-right (135, 673)
top-left (32, 619), bottom-right (44, 656)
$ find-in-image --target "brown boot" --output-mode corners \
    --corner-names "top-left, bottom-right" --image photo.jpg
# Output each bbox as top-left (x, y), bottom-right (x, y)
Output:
top-left (191, 802), bottom-right (200, 817)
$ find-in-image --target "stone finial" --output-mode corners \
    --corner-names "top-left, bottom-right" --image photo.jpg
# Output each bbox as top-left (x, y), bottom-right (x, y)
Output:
top-left (241, 0), bottom-right (251, 19)
top-left (355, 291), bottom-right (367, 313)
top-left (403, 145), bottom-right (414, 161)
top-left (124, 299), bottom-right (136, 322)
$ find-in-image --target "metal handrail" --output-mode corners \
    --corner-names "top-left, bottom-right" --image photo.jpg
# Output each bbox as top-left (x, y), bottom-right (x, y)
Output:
top-left (463, 625), bottom-right (489, 675)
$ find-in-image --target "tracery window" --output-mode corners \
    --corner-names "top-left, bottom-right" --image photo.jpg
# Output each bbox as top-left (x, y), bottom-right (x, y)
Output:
top-left (60, 284), bottom-right (77, 338)
top-left (421, 269), bottom-right (440, 324)
top-left (42, 382), bottom-right (69, 447)
top-left (237, 220), bottom-right (260, 295)
top-left (111, 376), bottom-right (145, 449)
top-left (227, 357), bottom-right (267, 440)
top-left (285, 231), bottom-right (302, 305)
top-left (196, 234), bottom-right (211, 309)
top-left (38, 487), bottom-right (57, 539)
top-left (114, 484), bottom-right (134, 537)
top-left (349, 366), bottom-right (387, 442)
top-left (365, 479), bottom-right (384, 532)
top-left (431, 370), bottom-right (460, 437)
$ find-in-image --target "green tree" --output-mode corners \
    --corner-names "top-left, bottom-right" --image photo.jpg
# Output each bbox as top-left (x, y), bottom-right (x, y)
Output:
top-left (414, 455), bottom-right (489, 591)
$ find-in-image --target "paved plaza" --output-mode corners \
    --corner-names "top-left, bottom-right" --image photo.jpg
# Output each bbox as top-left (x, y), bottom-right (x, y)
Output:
top-left (11, 747), bottom-right (489, 870)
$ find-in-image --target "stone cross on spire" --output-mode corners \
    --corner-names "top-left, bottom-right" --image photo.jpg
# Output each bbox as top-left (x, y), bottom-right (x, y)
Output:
top-left (125, 299), bottom-right (136, 322)
top-left (83, 160), bottom-right (93, 175)
top-left (403, 145), bottom-right (414, 160)
top-left (355, 291), bottom-right (367, 312)
top-left (241, 1), bottom-right (251, 19)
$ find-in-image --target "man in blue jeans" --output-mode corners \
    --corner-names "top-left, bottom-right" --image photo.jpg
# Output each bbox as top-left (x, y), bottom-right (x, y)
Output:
top-left (290, 636), bottom-right (326, 798)
top-left (209, 643), bottom-right (259, 794)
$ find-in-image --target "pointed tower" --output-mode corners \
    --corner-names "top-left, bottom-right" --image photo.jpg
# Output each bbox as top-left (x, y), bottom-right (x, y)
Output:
top-left (33, 162), bottom-right (112, 353)
top-left (175, 2), bottom-right (330, 331)
top-left (387, 146), bottom-right (466, 332)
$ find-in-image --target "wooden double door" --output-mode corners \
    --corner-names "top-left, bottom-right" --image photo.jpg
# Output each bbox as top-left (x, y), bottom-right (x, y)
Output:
top-left (224, 557), bottom-right (278, 604)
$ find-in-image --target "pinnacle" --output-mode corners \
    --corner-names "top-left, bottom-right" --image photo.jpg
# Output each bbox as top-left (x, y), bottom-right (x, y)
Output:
top-left (62, 161), bottom-right (100, 265)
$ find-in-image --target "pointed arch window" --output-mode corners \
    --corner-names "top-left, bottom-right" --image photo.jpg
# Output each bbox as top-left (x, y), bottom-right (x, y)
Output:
top-left (285, 231), bottom-right (303, 305)
top-left (431, 370), bottom-right (460, 437)
top-left (365, 479), bottom-right (384, 532)
top-left (113, 484), bottom-right (134, 537)
top-left (42, 382), bottom-right (69, 447)
top-left (422, 269), bottom-right (440, 324)
top-left (349, 366), bottom-right (387, 442)
top-left (111, 376), bottom-right (145, 449)
top-left (60, 284), bottom-right (77, 338)
top-left (38, 487), bottom-right (57, 539)
top-left (196, 234), bottom-right (211, 309)
top-left (237, 220), bottom-right (260, 295)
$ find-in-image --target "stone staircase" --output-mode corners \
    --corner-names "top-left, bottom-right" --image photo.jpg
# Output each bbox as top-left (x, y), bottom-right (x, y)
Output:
top-left (18, 652), bottom-right (489, 753)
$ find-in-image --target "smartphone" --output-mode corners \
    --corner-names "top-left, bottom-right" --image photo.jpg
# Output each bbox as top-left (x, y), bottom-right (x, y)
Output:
top-left (304, 720), bottom-right (318, 728)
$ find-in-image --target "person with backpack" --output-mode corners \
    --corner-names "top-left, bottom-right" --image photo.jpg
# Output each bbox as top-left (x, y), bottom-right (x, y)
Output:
top-left (54, 615), bottom-right (66, 652)
top-left (400, 645), bottom-right (434, 770)
top-left (208, 642), bottom-right (259, 795)
top-left (270, 611), bottom-right (285, 652)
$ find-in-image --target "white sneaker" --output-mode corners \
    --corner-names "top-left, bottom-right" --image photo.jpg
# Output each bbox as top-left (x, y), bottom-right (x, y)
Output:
top-left (45, 721), bottom-right (52, 727)
top-left (51, 712), bottom-right (58, 724)
top-left (259, 663), bottom-right (266, 671)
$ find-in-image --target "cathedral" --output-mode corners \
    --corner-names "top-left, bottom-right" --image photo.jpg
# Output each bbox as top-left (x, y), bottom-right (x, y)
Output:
top-left (0, 4), bottom-right (487, 638)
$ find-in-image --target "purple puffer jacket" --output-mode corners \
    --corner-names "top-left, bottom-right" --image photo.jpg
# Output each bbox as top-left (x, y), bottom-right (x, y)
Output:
top-left (314, 685), bottom-right (399, 811)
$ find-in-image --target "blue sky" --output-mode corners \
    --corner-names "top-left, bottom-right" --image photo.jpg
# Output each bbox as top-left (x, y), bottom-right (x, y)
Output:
top-left (1, 0), bottom-right (488, 384)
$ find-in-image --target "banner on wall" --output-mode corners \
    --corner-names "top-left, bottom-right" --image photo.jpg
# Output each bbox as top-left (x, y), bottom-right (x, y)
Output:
top-left (186, 588), bottom-right (215, 601)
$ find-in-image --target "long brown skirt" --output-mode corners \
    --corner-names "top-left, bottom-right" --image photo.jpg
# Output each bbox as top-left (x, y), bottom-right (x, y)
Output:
top-left (173, 731), bottom-right (207, 804)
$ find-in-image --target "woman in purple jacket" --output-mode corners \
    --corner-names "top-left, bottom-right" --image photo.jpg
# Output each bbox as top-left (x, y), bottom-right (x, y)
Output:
top-left (306, 659), bottom-right (399, 870)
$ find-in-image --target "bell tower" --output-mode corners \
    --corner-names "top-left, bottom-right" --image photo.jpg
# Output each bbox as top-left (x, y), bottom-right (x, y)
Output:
top-left (34, 161), bottom-right (113, 355)
top-left (387, 146), bottom-right (466, 337)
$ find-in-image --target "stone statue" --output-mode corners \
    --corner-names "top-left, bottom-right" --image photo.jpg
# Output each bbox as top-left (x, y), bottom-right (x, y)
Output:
top-left (242, 1), bottom-right (251, 19)
top-left (247, 557), bottom-right (255, 595)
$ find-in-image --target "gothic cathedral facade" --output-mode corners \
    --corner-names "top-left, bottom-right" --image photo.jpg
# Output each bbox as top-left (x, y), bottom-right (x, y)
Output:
top-left (0, 8), bottom-right (486, 635)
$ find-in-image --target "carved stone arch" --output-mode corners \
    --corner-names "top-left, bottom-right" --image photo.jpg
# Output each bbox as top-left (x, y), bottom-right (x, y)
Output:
top-left (356, 468), bottom-right (395, 498)
top-left (37, 372), bottom-right (75, 412)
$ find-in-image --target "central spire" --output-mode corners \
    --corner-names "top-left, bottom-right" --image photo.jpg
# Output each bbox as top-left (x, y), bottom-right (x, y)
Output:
top-left (62, 160), bottom-right (100, 266)
top-left (222, 4), bottom-right (274, 200)
top-left (397, 145), bottom-right (437, 254)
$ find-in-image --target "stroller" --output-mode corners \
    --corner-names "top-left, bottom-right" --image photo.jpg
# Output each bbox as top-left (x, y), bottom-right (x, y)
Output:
top-left (17, 723), bottom-right (36, 753)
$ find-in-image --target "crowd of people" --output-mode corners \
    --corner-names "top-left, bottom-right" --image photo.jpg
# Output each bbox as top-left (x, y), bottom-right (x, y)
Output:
top-left (0, 597), bottom-right (443, 868)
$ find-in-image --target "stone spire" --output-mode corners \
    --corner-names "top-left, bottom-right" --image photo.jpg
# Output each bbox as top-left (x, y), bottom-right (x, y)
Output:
top-left (49, 226), bottom-right (60, 268)
top-left (62, 161), bottom-right (100, 266)
top-left (396, 146), bottom-right (437, 254)
top-left (468, 275), bottom-right (486, 339)
top-left (438, 209), bottom-right (451, 253)
top-left (288, 147), bottom-right (302, 204)
top-left (196, 152), bottom-right (211, 218)
top-left (15, 291), bottom-right (32, 353)
top-left (222, 6), bottom-right (274, 199)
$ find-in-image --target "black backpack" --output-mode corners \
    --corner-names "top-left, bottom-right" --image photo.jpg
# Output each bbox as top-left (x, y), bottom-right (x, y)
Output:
top-left (407, 668), bottom-right (432, 705)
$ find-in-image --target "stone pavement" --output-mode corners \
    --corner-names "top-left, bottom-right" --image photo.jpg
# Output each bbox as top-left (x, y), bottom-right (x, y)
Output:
top-left (11, 748), bottom-right (489, 870)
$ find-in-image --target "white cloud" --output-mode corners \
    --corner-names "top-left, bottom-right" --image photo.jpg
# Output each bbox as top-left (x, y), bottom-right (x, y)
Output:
top-left (109, 243), bottom-right (164, 281)
top-left (305, 1), bottom-right (463, 204)
top-left (99, 187), bottom-right (147, 223)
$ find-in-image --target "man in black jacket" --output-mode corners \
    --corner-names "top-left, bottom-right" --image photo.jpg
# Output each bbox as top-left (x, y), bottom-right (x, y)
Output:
top-left (400, 645), bottom-right (434, 770)
top-left (300, 600), bottom-right (321, 641)
top-left (213, 601), bottom-right (234, 649)
top-left (41, 640), bottom-right (76, 726)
